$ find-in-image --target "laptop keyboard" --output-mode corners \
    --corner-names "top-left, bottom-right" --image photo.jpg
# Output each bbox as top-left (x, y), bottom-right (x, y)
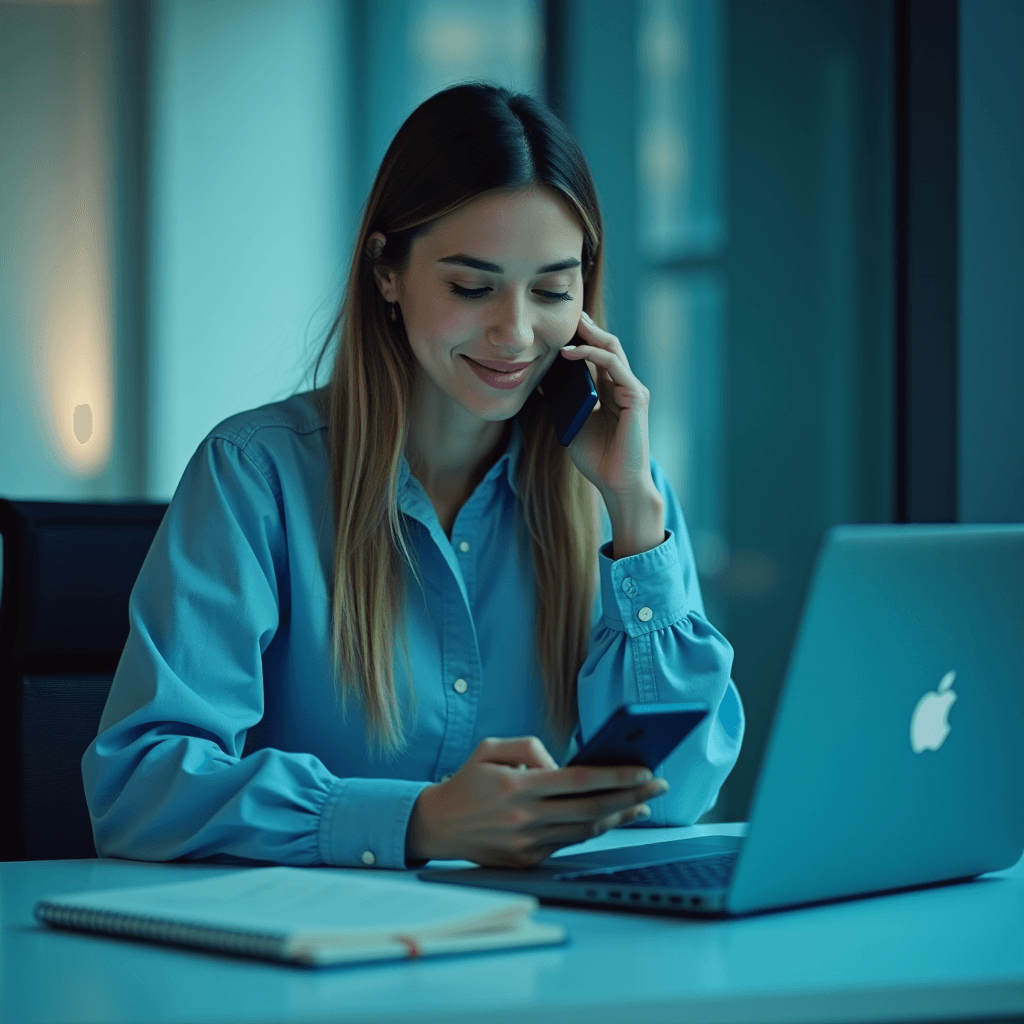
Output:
top-left (562, 850), bottom-right (739, 891)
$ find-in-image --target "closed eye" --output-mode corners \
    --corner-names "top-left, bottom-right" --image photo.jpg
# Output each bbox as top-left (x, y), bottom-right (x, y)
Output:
top-left (448, 283), bottom-right (573, 302)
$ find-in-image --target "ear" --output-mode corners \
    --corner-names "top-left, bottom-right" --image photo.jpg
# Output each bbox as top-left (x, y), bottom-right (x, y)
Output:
top-left (372, 265), bottom-right (400, 304)
top-left (366, 231), bottom-right (399, 302)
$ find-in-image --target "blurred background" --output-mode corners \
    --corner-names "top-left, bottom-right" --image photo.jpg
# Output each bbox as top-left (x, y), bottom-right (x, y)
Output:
top-left (1, 0), bottom-right (1021, 823)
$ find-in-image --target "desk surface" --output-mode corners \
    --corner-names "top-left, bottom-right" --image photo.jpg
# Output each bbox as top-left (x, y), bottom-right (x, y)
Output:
top-left (3, 824), bottom-right (1022, 1024)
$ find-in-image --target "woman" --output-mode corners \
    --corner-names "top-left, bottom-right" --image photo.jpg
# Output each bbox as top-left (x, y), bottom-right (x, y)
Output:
top-left (83, 83), bottom-right (744, 870)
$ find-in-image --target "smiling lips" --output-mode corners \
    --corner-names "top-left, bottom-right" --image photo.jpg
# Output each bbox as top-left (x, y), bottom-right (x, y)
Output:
top-left (467, 357), bottom-right (534, 372)
top-left (463, 356), bottom-right (534, 390)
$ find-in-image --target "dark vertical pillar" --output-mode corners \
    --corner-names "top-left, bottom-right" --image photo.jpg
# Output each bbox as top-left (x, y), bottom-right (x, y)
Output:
top-left (111, 0), bottom-right (151, 499)
top-left (560, 0), bottom-right (638, 343)
top-left (346, 0), bottom-right (370, 204)
top-left (544, 0), bottom-right (570, 123)
top-left (894, 0), bottom-right (959, 523)
top-left (958, 0), bottom-right (1024, 524)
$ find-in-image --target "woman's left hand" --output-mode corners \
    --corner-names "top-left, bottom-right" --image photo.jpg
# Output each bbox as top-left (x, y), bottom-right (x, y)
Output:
top-left (558, 310), bottom-right (655, 500)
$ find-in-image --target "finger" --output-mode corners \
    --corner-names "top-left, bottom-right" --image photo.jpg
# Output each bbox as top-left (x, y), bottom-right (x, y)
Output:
top-left (475, 736), bottom-right (559, 770)
top-left (561, 344), bottom-right (634, 387)
top-left (503, 805), bottom-right (655, 867)
top-left (561, 342), bottom-right (627, 374)
top-left (563, 346), bottom-right (649, 412)
top-left (525, 765), bottom-right (660, 799)
top-left (576, 310), bottom-right (620, 345)
top-left (575, 314), bottom-right (631, 367)
top-left (535, 782), bottom-right (667, 826)
top-left (527, 804), bottom-right (653, 845)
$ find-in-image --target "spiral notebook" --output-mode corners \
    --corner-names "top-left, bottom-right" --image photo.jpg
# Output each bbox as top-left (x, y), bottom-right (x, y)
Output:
top-left (35, 866), bottom-right (567, 967)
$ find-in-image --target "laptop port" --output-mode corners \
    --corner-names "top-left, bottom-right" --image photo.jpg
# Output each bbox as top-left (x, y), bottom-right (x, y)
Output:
top-left (668, 896), bottom-right (682, 904)
top-left (689, 896), bottom-right (701, 907)
top-left (608, 890), bottom-right (622, 899)
top-left (648, 894), bottom-right (661, 902)
top-left (629, 892), bottom-right (642, 901)
top-left (585, 889), bottom-right (598, 898)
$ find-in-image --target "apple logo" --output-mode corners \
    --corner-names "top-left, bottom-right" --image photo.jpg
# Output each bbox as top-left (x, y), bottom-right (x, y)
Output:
top-left (910, 671), bottom-right (957, 753)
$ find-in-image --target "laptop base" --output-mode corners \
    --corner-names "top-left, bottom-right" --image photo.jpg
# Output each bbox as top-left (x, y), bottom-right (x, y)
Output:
top-left (420, 834), bottom-right (741, 917)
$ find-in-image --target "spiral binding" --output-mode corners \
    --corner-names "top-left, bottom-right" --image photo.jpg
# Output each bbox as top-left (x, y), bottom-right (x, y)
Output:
top-left (35, 902), bottom-right (291, 962)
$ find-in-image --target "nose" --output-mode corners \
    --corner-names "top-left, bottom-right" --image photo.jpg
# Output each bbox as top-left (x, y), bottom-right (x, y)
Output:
top-left (486, 288), bottom-right (533, 354)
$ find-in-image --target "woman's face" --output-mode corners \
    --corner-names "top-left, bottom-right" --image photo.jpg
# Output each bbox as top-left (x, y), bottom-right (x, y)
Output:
top-left (376, 185), bottom-right (585, 424)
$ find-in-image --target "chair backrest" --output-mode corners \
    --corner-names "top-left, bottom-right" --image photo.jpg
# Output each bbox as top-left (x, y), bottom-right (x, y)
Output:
top-left (0, 498), bottom-right (168, 861)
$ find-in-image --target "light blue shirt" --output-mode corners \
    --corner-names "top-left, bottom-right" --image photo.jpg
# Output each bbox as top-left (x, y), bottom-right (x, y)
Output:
top-left (83, 388), bottom-right (745, 870)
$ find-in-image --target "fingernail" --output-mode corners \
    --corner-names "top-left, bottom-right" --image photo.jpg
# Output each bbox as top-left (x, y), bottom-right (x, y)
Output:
top-left (562, 345), bottom-right (577, 351)
top-left (635, 806), bottom-right (651, 819)
top-left (634, 770), bottom-right (653, 784)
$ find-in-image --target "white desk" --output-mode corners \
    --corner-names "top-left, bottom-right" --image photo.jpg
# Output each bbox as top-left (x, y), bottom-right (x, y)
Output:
top-left (3, 824), bottom-right (1022, 1024)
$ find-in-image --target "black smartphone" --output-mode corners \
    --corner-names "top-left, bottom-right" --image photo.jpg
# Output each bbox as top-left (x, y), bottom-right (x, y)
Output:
top-left (538, 333), bottom-right (599, 446)
top-left (565, 702), bottom-right (709, 774)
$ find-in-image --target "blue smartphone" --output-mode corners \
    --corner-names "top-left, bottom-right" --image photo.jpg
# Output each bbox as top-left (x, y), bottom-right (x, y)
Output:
top-left (565, 702), bottom-right (710, 773)
top-left (538, 332), bottom-right (599, 446)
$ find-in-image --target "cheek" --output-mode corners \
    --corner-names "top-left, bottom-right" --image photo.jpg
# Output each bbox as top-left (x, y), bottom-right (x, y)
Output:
top-left (549, 301), bottom-right (583, 342)
top-left (411, 290), bottom-right (476, 339)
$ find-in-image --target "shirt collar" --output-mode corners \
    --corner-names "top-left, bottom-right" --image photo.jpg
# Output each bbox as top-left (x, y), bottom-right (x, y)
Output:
top-left (398, 414), bottom-right (525, 508)
top-left (308, 387), bottom-right (525, 509)
top-left (488, 414), bottom-right (524, 497)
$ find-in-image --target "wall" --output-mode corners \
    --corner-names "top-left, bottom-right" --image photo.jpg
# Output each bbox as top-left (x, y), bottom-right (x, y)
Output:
top-left (958, 0), bottom-right (1024, 524)
top-left (721, 0), bottom-right (896, 819)
top-left (0, 2), bottom-right (121, 501)
top-left (0, 0), bottom-right (347, 506)
top-left (3, 0), bottom-right (1021, 806)
top-left (146, 0), bottom-right (346, 499)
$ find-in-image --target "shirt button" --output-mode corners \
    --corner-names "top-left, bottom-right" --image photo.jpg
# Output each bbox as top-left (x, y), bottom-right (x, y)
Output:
top-left (453, 678), bottom-right (468, 694)
top-left (458, 540), bottom-right (470, 552)
top-left (360, 850), bottom-right (376, 866)
top-left (637, 606), bottom-right (653, 622)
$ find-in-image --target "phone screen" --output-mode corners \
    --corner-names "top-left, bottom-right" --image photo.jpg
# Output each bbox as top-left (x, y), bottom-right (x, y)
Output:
top-left (546, 703), bottom-right (708, 800)
top-left (566, 703), bottom-right (710, 772)
top-left (538, 334), bottom-right (599, 446)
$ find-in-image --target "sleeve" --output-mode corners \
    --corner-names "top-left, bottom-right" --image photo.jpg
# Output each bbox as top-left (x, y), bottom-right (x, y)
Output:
top-left (576, 458), bottom-right (745, 825)
top-left (81, 435), bottom-right (430, 869)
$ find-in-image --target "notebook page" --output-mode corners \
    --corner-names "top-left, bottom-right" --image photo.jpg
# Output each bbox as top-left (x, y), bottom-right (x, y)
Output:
top-left (294, 921), bottom-right (569, 966)
top-left (39, 867), bottom-right (536, 939)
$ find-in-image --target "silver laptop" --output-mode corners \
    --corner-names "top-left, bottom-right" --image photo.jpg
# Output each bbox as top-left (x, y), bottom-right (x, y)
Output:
top-left (421, 524), bottom-right (1024, 916)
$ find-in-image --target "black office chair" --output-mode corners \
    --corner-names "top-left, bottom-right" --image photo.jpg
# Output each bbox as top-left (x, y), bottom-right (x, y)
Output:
top-left (0, 498), bottom-right (168, 861)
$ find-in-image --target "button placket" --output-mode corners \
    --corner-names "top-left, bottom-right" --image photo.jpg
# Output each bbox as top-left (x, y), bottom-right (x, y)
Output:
top-left (450, 501), bottom-right (479, 606)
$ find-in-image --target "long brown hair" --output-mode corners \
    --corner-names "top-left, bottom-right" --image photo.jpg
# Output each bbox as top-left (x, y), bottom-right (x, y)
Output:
top-left (304, 83), bottom-right (607, 760)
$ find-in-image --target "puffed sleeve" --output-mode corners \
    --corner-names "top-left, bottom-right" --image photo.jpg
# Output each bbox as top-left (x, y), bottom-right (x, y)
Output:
top-left (576, 457), bottom-right (745, 824)
top-left (81, 435), bottom-right (429, 868)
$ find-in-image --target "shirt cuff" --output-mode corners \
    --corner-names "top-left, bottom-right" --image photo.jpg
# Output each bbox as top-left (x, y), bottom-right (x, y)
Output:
top-left (598, 527), bottom-right (688, 635)
top-left (318, 777), bottom-right (433, 870)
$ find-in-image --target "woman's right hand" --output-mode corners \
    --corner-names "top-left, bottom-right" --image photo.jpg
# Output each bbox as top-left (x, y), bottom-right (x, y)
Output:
top-left (405, 736), bottom-right (670, 868)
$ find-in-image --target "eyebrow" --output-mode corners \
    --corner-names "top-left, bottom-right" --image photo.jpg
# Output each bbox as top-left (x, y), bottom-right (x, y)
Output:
top-left (436, 254), bottom-right (581, 275)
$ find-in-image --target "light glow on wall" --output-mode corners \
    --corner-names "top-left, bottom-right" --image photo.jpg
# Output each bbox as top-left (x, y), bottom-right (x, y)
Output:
top-left (32, 180), bottom-right (114, 476)
top-left (408, 0), bottom-right (541, 103)
top-left (25, 3), bottom-right (114, 477)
